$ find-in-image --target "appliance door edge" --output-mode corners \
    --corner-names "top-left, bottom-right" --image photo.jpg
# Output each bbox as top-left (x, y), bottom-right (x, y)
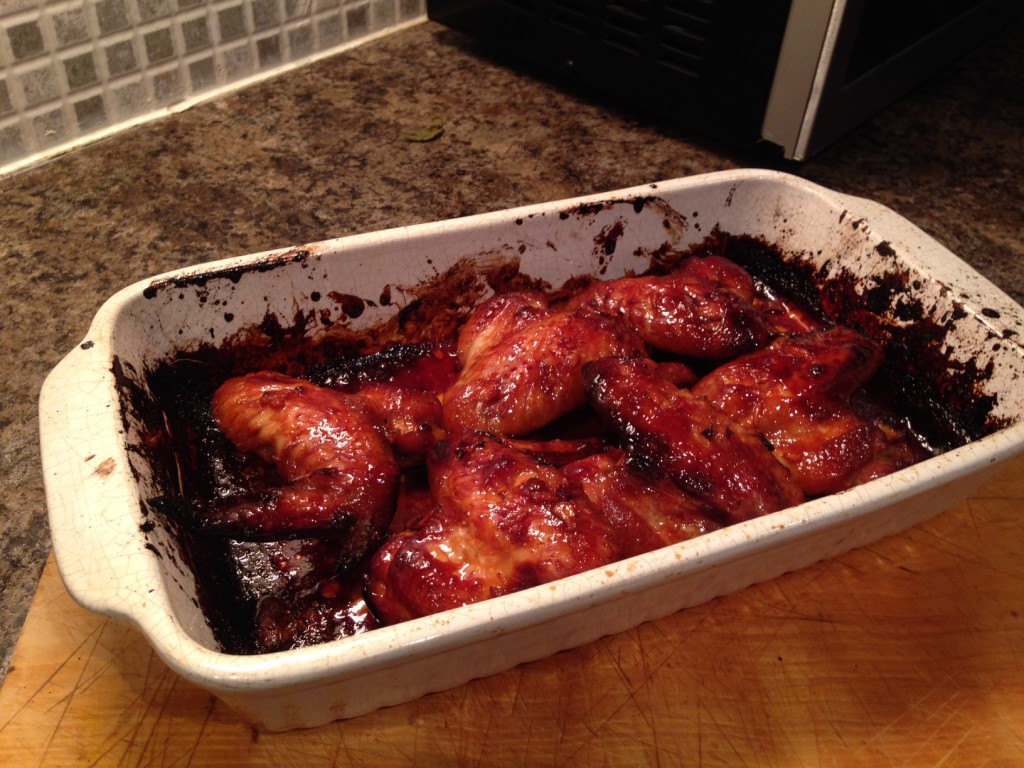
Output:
top-left (760, 0), bottom-right (842, 159)
top-left (780, 0), bottom-right (1023, 160)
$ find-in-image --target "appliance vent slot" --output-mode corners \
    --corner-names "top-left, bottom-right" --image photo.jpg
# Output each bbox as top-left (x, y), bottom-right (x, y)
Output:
top-left (662, 0), bottom-right (715, 22)
top-left (657, 26), bottom-right (705, 76)
top-left (657, 0), bottom-right (711, 77)
top-left (550, 0), bottom-right (589, 34)
top-left (491, 0), bottom-right (714, 73)
top-left (662, 1), bottom-right (712, 32)
top-left (603, 1), bottom-right (647, 54)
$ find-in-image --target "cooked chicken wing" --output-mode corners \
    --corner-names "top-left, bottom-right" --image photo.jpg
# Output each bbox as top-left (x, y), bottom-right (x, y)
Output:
top-left (583, 357), bottom-right (805, 524)
top-left (564, 448), bottom-right (720, 558)
top-left (567, 256), bottom-right (772, 359)
top-left (201, 372), bottom-right (400, 555)
top-left (453, 291), bottom-right (549, 367)
top-left (443, 292), bottom-right (646, 436)
top-left (353, 382), bottom-right (445, 467)
top-left (364, 432), bottom-right (622, 624)
top-left (755, 289), bottom-right (826, 336)
top-left (691, 325), bottom-right (926, 496)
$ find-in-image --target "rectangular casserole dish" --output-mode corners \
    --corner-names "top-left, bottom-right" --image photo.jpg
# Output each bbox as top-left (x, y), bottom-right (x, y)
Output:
top-left (39, 169), bottom-right (1024, 731)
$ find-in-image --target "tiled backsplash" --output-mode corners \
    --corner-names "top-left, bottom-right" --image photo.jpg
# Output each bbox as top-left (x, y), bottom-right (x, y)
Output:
top-left (0, 0), bottom-right (424, 175)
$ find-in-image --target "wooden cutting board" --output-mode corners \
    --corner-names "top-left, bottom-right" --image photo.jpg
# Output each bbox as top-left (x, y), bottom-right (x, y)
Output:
top-left (2, 457), bottom-right (1023, 767)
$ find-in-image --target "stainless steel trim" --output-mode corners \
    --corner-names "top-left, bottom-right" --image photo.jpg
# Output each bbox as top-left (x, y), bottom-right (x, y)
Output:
top-left (760, 0), bottom-right (842, 160)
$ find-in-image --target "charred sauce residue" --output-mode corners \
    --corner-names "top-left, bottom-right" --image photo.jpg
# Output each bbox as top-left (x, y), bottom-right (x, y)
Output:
top-left (143, 248), bottom-right (315, 299)
top-left (564, 195), bottom-right (692, 278)
top-left (118, 219), bottom-right (1010, 655)
top-left (595, 221), bottom-right (625, 257)
top-left (328, 292), bottom-right (368, 319)
top-left (708, 228), bottom-right (1009, 449)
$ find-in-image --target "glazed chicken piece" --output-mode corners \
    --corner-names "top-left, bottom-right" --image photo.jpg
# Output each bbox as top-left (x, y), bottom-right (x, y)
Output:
top-left (364, 432), bottom-right (622, 624)
top-left (453, 291), bottom-right (548, 368)
top-left (202, 372), bottom-right (400, 558)
top-left (442, 292), bottom-right (646, 436)
top-left (677, 252), bottom-right (760, 301)
top-left (352, 382), bottom-right (445, 467)
top-left (309, 342), bottom-right (455, 469)
top-left (564, 448), bottom-right (720, 558)
top-left (583, 357), bottom-right (805, 524)
top-left (755, 289), bottom-right (826, 336)
top-left (567, 255), bottom-right (772, 359)
top-left (504, 435), bottom-right (610, 467)
top-left (692, 326), bottom-right (926, 496)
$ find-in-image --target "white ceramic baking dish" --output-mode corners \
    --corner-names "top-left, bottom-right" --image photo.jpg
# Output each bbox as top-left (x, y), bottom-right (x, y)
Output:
top-left (40, 169), bottom-right (1024, 731)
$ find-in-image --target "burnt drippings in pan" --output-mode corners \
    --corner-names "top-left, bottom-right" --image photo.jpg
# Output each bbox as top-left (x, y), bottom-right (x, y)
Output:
top-left (308, 342), bottom-right (438, 390)
top-left (706, 229), bottom-right (1008, 450)
top-left (121, 229), bottom-right (1008, 655)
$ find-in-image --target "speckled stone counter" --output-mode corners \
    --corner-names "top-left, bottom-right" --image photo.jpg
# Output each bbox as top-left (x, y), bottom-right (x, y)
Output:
top-left (1, 18), bottom-right (1021, 685)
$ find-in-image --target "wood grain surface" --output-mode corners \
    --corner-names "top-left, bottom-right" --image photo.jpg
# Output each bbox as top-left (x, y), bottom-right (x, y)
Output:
top-left (2, 456), bottom-right (1022, 767)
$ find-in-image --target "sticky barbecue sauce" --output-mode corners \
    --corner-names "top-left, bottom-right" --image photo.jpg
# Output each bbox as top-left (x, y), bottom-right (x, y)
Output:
top-left (131, 233), bottom-right (1004, 655)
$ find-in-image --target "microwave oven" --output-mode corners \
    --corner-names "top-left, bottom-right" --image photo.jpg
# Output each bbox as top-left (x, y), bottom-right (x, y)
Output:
top-left (426, 0), bottom-right (1022, 160)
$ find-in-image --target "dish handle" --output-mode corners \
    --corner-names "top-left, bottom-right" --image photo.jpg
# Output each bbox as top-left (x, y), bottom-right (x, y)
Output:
top-left (39, 342), bottom-right (154, 622)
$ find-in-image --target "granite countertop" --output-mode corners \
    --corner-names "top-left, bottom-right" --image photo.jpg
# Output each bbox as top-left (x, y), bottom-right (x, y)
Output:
top-left (1, 19), bottom-right (1021, 685)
